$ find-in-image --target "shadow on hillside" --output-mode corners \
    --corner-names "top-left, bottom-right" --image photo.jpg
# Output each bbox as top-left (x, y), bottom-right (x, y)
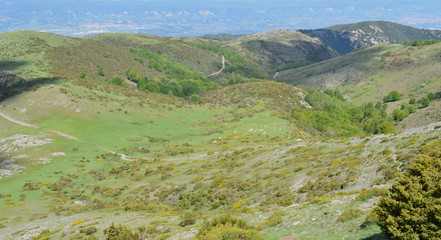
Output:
top-left (279, 44), bottom-right (391, 86)
top-left (361, 233), bottom-right (388, 240)
top-left (0, 60), bottom-right (29, 72)
top-left (0, 72), bottom-right (57, 102)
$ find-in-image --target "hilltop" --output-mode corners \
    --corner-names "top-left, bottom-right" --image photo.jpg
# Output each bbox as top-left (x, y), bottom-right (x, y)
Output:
top-left (221, 29), bottom-right (339, 71)
top-left (275, 42), bottom-right (441, 105)
top-left (300, 21), bottom-right (441, 54)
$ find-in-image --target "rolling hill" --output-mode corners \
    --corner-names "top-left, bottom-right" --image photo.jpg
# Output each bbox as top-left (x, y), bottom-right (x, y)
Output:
top-left (300, 21), bottom-right (441, 54)
top-left (275, 42), bottom-right (441, 106)
top-left (2, 23), bottom-right (441, 239)
top-left (221, 29), bottom-right (339, 71)
top-left (1, 73), bottom-right (432, 240)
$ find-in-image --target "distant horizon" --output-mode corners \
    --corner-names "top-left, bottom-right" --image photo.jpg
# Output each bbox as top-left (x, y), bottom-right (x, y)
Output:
top-left (3, 20), bottom-right (439, 39)
top-left (1, 0), bottom-right (440, 37)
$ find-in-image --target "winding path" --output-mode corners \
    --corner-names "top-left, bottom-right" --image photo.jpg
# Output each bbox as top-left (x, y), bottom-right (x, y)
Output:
top-left (207, 55), bottom-right (225, 77)
top-left (0, 112), bottom-right (39, 129)
top-left (0, 111), bottom-right (135, 161)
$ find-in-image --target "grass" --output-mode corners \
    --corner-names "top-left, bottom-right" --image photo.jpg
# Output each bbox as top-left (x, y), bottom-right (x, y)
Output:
top-left (0, 30), bottom-right (440, 240)
top-left (277, 42), bottom-right (441, 110)
top-left (86, 33), bottom-right (222, 76)
top-left (1, 77), bottom-right (435, 238)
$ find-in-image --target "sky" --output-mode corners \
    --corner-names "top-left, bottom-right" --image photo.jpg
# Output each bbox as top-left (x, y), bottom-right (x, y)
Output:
top-left (1, 0), bottom-right (441, 36)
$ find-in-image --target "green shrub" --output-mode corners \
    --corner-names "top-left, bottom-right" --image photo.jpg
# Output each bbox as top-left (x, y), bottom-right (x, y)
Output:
top-left (189, 94), bottom-right (202, 104)
top-left (361, 211), bottom-right (380, 228)
top-left (428, 92), bottom-right (435, 101)
top-left (410, 39), bottom-right (440, 46)
top-left (196, 215), bottom-right (262, 240)
top-left (392, 108), bottom-right (409, 121)
top-left (98, 67), bottom-right (105, 76)
top-left (353, 188), bottom-right (388, 202)
top-left (79, 72), bottom-right (86, 79)
top-left (196, 225), bottom-right (263, 240)
top-left (383, 91), bottom-right (401, 103)
top-left (337, 208), bottom-right (363, 222)
top-left (80, 226), bottom-right (97, 235)
top-left (376, 121), bottom-right (395, 134)
top-left (104, 223), bottom-right (138, 240)
top-left (111, 77), bottom-right (122, 86)
top-left (375, 150), bottom-right (441, 239)
top-left (422, 97), bottom-right (430, 107)
top-left (257, 212), bottom-right (284, 229)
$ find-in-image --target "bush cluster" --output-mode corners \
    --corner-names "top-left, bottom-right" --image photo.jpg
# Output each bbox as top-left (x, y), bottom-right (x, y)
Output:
top-left (375, 149), bottom-right (441, 239)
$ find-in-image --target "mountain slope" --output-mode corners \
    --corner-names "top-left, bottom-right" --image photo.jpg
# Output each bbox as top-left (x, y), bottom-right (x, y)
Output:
top-left (86, 33), bottom-right (223, 76)
top-left (300, 21), bottom-right (441, 54)
top-left (0, 31), bottom-right (164, 81)
top-left (3, 26), bottom-right (441, 240)
top-left (275, 42), bottom-right (441, 106)
top-left (222, 29), bottom-right (339, 70)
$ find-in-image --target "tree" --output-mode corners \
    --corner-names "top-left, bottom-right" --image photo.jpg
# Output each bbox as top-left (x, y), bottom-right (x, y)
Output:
top-left (409, 98), bottom-right (416, 105)
top-left (392, 109), bottom-right (409, 121)
top-left (383, 91), bottom-right (401, 103)
top-left (126, 70), bottom-right (140, 82)
top-left (376, 121), bottom-right (395, 134)
top-left (406, 104), bottom-right (417, 113)
top-left (375, 101), bottom-right (383, 110)
top-left (375, 150), bottom-right (441, 239)
top-left (422, 97), bottom-right (430, 107)
top-left (98, 67), bottom-right (105, 76)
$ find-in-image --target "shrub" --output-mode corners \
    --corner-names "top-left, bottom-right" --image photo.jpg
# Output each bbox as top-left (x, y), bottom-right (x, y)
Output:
top-left (196, 215), bottom-right (263, 240)
top-left (189, 94), bottom-right (202, 104)
top-left (428, 92), bottom-right (435, 101)
top-left (196, 225), bottom-right (263, 240)
top-left (98, 67), bottom-right (105, 76)
top-left (337, 208), bottom-right (363, 222)
top-left (383, 91), bottom-right (401, 103)
top-left (392, 109), bottom-right (409, 121)
top-left (422, 97), bottom-right (430, 107)
top-left (257, 212), bottom-right (283, 229)
top-left (353, 188), bottom-right (388, 202)
top-left (375, 151), bottom-right (441, 239)
top-left (111, 77), bottom-right (122, 86)
top-left (104, 223), bottom-right (138, 240)
top-left (80, 226), bottom-right (97, 235)
top-left (361, 211), bottom-right (380, 228)
top-left (79, 72), bottom-right (86, 79)
top-left (376, 121), bottom-right (395, 134)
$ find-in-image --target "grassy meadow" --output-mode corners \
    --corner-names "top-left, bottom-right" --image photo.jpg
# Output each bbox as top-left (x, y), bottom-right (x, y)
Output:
top-left (1, 30), bottom-right (441, 239)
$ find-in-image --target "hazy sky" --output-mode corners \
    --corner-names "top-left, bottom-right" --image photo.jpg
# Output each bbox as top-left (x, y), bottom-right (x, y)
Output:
top-left (1, 0), bottom-right (441, 36)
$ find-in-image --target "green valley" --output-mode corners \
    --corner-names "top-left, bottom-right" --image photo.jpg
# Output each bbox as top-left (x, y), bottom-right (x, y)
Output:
top-left (1, 22), bottom-right (441, 240)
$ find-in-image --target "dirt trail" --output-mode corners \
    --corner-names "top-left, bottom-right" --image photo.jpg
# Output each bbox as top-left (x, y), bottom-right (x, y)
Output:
top-left (51, 131), bottom-right (81, 142)
top-left (207, 55), bottom-right (225, 77)
top-left (0, 111), bottom-right (135, 161)
top-left (0, 111), bottom-right (38, 129)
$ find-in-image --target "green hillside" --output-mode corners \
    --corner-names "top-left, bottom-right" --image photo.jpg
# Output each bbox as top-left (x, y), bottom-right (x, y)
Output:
top-left (275, 42), bottom-right (441, 107)
top-left (2, 25), bottom-right (441, 240)
top-left (0, 76), bottom-right (425, 240)
top-left (300, 21), bottom-right (441, 54)
top-left (221, 29), bottom-right (339, 71)
top-left (86, 33), bottom-right (222, 77)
